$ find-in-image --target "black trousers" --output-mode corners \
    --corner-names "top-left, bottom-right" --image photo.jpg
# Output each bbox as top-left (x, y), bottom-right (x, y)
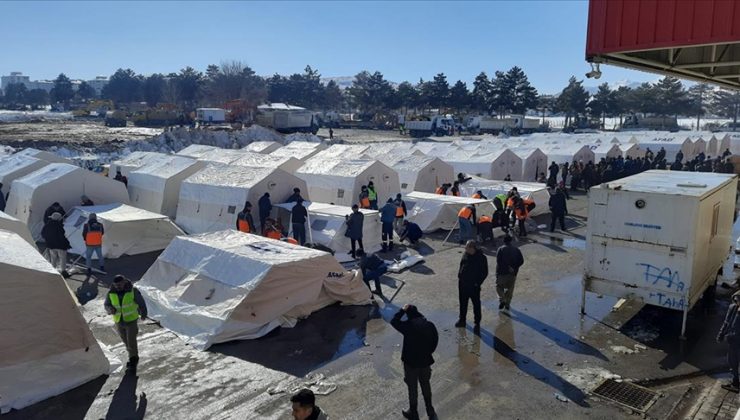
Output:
top-left (550, 212), bottom-right (565, 231)
top-left (458, 283), bottom-right (481, 324)
top-left (350, 239), bottom-right (364, 255)
top-left (517, 218), bottom-right (527, 236)
top-left (404, 364), bottom-right (435, 417)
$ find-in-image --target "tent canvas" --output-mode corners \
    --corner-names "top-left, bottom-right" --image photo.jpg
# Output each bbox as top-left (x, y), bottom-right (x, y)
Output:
top-left (137, 230), bottom-right (371, 350)
top-left (108, 151), bottom-right (172, 178)
top-left (500, 145), bottom-right (548, 182)
top-left (296, 158), bottom-right (400, 207)
top-left (6, 163), bottom-right (130, 240)
top-left (0, 154), bottom-right (49, 196)
top-left (458, 177), bottom-right (551, 216)
top-left (403, 191), bottom-right (494, 232)
top-left (176, 165), bottom-right (308, 234)
top-left (64, 203), bottom-right (184, 259)
top-left (0, 210), bottom-right (35, 247)
top-left (589, 142), bottom-right (622, 161)
top-left (618, 142), bottom-right (642, 159)
top-left (14, 148), bottom-right (71, 164)
top-left (228, 152), bottom-right (303, 173)
top-left (374, 153), bottom-right (454, 194)
top-left (538, 143), bottom-right (596, 166)
top-left (0, 230), bottom-right (109, 412)
top-left (309, 144), bottom-right (371, 161)
top-left (243, 141), bottom-right (282, 154)
top-left (127, 155), bottom-right (205, 218)
top-left (176, 144), bottom-right (219, 159)
top-left (626, 132), bottom-right (694, 162)
top-left (270, 142), bottom-right (327, 161)
top-left (362, 142), bottom-right (415, 159)
top-left (277, 202), bottom-right (383, 262)
top-left (444, 148), bottom-right (523, 181)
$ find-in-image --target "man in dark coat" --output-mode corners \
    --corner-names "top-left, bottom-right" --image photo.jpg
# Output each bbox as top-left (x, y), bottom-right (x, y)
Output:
top-left (258, 192), bottom-right (272, 234)
top-left (357, 249), bottom-right (386, 295)
top-left (41, 211), bottom-right (71, 276)
top-left (391, 304), bottom-right (439, 420)
top-left (496, 235), bottom-right (524, 311)
top-left (291, 199), bottom-right (308, 245)
top-left (44, 202), bottom-right (66, 225)
top-left (548, 187), bottom-right (568, 232)
top-left (399, 220), bottom-right (423, 246)
top-left (345, 204), bottom-right (364, 258)
top-left (286, 188), bottom-right (304, 203)
top-left (718, 292), bottom-right (740, 392)
top-left (0, 183), bottom-right (5, 211)
top-left (455, 240), bottom-right (488, 331)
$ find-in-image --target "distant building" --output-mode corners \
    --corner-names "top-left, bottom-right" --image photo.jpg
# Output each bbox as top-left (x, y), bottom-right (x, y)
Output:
top-left (1, 72), bottom-right (31, 91)
top-left (86, 76), bottom-right (109, 96)
top-left (0, 72), bottom-right (109, 96)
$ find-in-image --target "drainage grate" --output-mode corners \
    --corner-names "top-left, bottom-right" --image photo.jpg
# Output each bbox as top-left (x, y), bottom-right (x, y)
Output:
top-left (592, 379), bottom-right (658, 412)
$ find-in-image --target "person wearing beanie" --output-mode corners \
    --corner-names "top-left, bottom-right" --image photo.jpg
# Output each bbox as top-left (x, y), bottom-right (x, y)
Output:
top-left (104, 275), bottom-right (148, 371)
top-left (718, 291), bottom-right (740, 392)
top-left (495, 235), bottom-right (524, 312)
top-left (43, 202), bottom-right (66, 225)
top-left (41, 212), bottom-right (71, 276)
top-left (82, 213), bottom-right (105, 274)
top-left (345, 204), bottom-right (364, 259)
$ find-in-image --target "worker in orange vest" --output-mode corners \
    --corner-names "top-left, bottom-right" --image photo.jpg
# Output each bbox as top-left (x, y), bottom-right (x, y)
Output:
top-left (472, 190), bottom-right (487, 199)
top-left (435, 183), bottom-right (450, 195)
top-left (393, 193), bottom-right (407, 233)
top-left (82, 213), bottom-right (105, 274)
top-left (513, 197), bottom-right (529, 237)
top-left (264, 219), bottom-right (283, 240)
top-left (236, 201), bottom-right (255, 234)
top-left (477, 214), bottom-right (494, 243)
top-left (457, 204), bottom-right (476, 244)
top-left (359, 185), bottom-right (371, 209)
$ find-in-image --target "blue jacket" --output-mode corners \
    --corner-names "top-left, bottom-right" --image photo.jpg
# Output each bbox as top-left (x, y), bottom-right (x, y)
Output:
top-left (380, 202), bottom-right (396, 223)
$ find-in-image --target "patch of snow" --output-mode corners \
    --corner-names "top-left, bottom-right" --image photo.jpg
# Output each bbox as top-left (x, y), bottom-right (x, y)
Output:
top-left (285, 132), bottom-right (323, 144)
top-left (0, 110), bottom-right (73, 123)
top-left (559, 367), bottom-right (621, 392)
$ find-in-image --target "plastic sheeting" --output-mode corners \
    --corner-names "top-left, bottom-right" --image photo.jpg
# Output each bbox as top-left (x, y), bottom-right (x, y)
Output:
top-left (5, 163), bottom-right (130, 240)
top-left (0, 230), bottom-right (109, 412)
top-left (0, 210), bottom-right (35, 247)
top-left (403, 192), bottom-right (495, 232)
top-left (127, 155), bottom-right (205, 218)
top-left (137, 230), bottom-right (371, 350)
top-left (64, 203), bottom-right (184, 259)
top-left (459, 177), bottom-right (551, 216)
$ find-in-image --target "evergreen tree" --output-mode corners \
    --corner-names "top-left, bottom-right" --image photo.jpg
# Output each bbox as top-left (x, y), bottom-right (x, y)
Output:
top-left (536, 94), bottom-right (556, 123)
top-left (555, 76), bottom-right (589, 127)
top-left (427, 73), bottom-right (450, 110)
top-left (76, 81), bottom-right (96, 100)
top-left (471, 72), bottom-right (491, 114)
top-left (506, 66), bottom-right (538, 115)
top-left (653, 76), bottom-right (688, 116)
top-left (612, 86), bottom-right (633, 124)
top-left (323, 80), bottom-right (343, 110)
top-left (50, 73), bottom-right (75, 104)
top-left (4, 83), bottom-right (27, 105)
top-left (489, 71), bottom-right (510, 116)
top-left (143, 74), bottom-right (166, 107)
top-left (712, 89), bottom-right (740, 129)
top-left (102, 69), bottom-right (143, 104)
top-left (687, 83), bottom-right (711, 129)
top-left (628, 83), bottom-right (657, 116)
top-left (396, 81), bottom-right (420, 114)
top-left (588, 83), bottom-right (615, 127)
top-left (449, 80), bottom-right (470, 114)
top-left (27, 89), bottom-right (49, 109)
top-left (175, 66), bottom-right (204, 108)
top-left (347, 71), bottom-right (395, 115)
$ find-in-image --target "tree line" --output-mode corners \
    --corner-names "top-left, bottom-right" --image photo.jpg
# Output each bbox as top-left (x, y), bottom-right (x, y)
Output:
top-left (1, 60), bottom-right (739, 127)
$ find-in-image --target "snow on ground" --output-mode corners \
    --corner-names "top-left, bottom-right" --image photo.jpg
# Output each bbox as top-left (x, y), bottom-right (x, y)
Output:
top-left (0, 110), bottom-right (73, 123)
top-left (285, 132), bottom-right (323, 143)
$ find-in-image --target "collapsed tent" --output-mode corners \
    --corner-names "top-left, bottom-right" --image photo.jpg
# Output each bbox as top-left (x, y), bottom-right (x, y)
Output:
top-left (0, 154), bottom-right (49, 196)
top-left (0, 230), bottom-right (109, 412)
top-left (108, 151), bottom-right (173, 178)
top-left (64, 204), bottom-right (184, 259)
top-left (243, 141), bottom-right (282, 154)
top-left (277, 202), bottom-right (383, 262)
top-left (458, 177), bottom-right (551, 216)
top-left (14, 148), bottom-right (71, 164)
top-left (403, 192), bottom-right (495, 232)
top-left (137, 230), bottom-right (371, 350)
top-left (127, 155), bottom-right (205, 218)
top-left (6, 163), bottom-right (130, 240)
top-left (373, 153), bottom-right (454, 194)
top-left (176, 165), bottom-right (308, 234)
top-left (296, 158), bottom-right (400, 207)
top-left (0, 210), bottom-right (35, 247)
top-left (270, 141), bottom-right (327, 161)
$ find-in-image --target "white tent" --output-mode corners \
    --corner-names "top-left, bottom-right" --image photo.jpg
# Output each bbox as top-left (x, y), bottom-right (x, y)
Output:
top-left (362, 141), bottom-right (415, 159)
top-left (176, 165), bottom-right (308, 234)
top-left (688, 135), bottom-right (707, 157)
top-left (176, 144), bottom-right (219, 159)
top-left (14, 148), bottom-right (71, 164)
top-left (64, 204), bottom-right (184, 259)
top-left (502, 145), bottom-right (548, 182)
top-left (297, 158), bottom-right (400, 207)
top-left (618, 142), bottom-right (643, 159)
top-left (589, 142), bottom-right (622, 161)
top-left (538, 142), bottom-right (596, 166)
top-left (0, 154), bottom-right (49, 196)
top-left (0, 230), bottom-right (109, 412)
top-left (108, 151), bottom-right (172, 178)
top-left (713, 133), bottom-right (733, 155)
top-left (458, 177), bottom-right (551, 216)
top-left (310, 144), bottom-right (371, 161)
top-left (277, 202), bottom-right (383, 262)
top-left (228, 152), bottom-right (303, 173)
top-left (127, 155), bottom-right (205, 218)
top-left (243, 141), bottom-right (282, 154)
top-left (374, 153), bottom-right (454, 194)
top-left (626, 132), bottom-right (694, 161)
top-left (137, 230), bottom-right (371, 350)
top-left (444, 148), bottom-right (523, 181)
top-left (270, 141), bottom-right (327, 161)
top-left (0, 210), bottom-right (35, 247)
top-left (403, 191), bottom-right (495, 233)
top-left (6, 163), bottom-right (130, 240)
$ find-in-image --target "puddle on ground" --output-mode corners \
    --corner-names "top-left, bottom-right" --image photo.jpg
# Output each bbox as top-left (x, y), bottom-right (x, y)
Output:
top-left (533, 235), bottom-right (586, 251)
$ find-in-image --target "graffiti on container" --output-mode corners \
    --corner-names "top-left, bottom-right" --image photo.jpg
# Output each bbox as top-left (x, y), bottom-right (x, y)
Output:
top-left (648, 292), bottom-right (687, 310)
top-left (637, 263), bottom-right (684, 291)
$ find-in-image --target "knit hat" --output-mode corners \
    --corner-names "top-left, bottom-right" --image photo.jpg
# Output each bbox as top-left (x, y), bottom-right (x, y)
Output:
top-left (50, 212), bottom-right (62, 221)
top-left (89, 213), bottom-right (97, 221)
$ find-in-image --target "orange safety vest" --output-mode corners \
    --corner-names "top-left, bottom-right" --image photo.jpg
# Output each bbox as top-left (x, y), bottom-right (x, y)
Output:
top-left (478, 215), bottom-right (492, 224)
top-left (266, 229), bottom-right (281, 240)
top-left (458, 206), bottom-right (473, 219)
top-left (435, 187), bottom-right (445, 195)
top-left (472, 193), bottom-right (481, 199)
top-left (515, 206), bottom-right (528, 220)
top-left (85, 224), bottom-right (103, 246)
top-left (396, 206), bottom-right (404, 217)
top-left (237, 217), bottom-right (251, 233)
top-left (452, 191), bottom-right (460, 197)
top-left (284, 237), bottom-right (298, 245)
top-left (360, 197), bottom-right (370, 208)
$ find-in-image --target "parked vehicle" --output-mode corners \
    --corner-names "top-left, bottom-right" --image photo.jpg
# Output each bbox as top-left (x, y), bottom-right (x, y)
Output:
top-left (255, 103), bottom-right (318, 134)
top-left (620, 114), bottom-right (679, 131)
top-left (196, 108), bottom-right (226, 125)
top-left (405, 115), bottom-right (455, 137)
top-left (466, 114), bottom-right (540, 134)
top-left (104, 110), bottom-right (127, 127)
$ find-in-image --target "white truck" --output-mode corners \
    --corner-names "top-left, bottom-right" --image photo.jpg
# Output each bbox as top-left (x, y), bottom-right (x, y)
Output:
top-left (255, 103), bottom-right (318, 134)
top-left (467, 115), bottom-right (539, 134)
top-left (196, 108), bottom-right (226, 125)
top-left (405, 116), bottom-right (455, 137)
top-left (581, 170), bottom-right (738, 338)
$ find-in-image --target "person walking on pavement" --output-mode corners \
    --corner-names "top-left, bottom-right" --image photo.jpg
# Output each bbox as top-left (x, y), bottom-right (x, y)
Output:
top-left (455, 240), bottom-right (488, 332)
top-left (357, 249), bottom-right (387, 296)
top-left (41, 212), bottom-right (71, 277)
top-left (359, 185), bottom-right (371, 209)
top-left (367, 181), bottom-right (378, 210)
top-left (290, 389), bottom-right (328, 420)
top-left (236, 201), bottom-right (255, 234)
top-left (44, 202), bottom-right (66, 225)
top-left (345, 204), bottom-right (364, 258)
top-left (83, 213), bottom-right (105, 274)
top-left (393, 193), bottom-right (407, 233)
top-left (391, 304), bottom-right (439, 420)
top-left (291, 199), bottom-right (308, 245)
top-left (258, 192), bottom-right (272, 234)
top-left (457, 204), bottom-right (476, 244)
top-left (380, 198), bottom-right (396, 252)
top-left (718, 291), bottom-right (740, 392)
top-left (549, 187), bottom-right (568, 232)
top-left (496, 235), bottom-right (524, 311)
top-left (104, 275), bottom-right (148, 371)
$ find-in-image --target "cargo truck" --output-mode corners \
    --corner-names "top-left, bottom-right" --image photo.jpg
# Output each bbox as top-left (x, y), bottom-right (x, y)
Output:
top-left (405, 116), bottom-right (455, 137)
top-left (255, 103), bottom-right (319, 134)
top-left (466, 115), bottom-right (540, 134)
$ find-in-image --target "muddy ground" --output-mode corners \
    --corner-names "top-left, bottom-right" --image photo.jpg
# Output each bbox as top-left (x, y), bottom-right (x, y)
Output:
top-left (6, 192), bottom-right (736, 420)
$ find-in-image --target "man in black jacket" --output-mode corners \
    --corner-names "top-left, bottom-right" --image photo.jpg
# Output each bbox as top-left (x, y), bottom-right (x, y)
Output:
top-left (391, 304), bottom-right (439, 420)
top-left (357, 249), bottom-right (387, 295)
top-left (104, 275), bottom-right (148, 371)
top-left (41, 211), bottom-right (71, 276)
top-left (718, 292), bottom-right (740, 392)
top-left (549, 187), bottom-right (568, 232)
top-left (291, 199), bottom-right (308, 245)
top-left (258, 192), bottom-right (272, 234)
top-left (496, 235), bottom-right (524, 311)
top-left (43, 202), bottom-right (66, 225)
top-left (455, 240), bottom-right (488, 331)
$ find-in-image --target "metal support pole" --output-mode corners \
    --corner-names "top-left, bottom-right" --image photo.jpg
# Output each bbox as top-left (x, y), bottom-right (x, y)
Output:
top-left (680, 294), bottom-right (689, 340)
top-left (580, 275), bottom-right (587, 315)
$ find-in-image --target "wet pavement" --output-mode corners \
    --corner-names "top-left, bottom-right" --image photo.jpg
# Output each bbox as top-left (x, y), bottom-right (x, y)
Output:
top-left (7, 192), bottom-right (738, 419)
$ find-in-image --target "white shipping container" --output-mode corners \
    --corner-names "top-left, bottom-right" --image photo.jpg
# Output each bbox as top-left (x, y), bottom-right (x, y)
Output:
top-left (196, 108), bottom-right (226, 123)
top-left (582, 170), bottom-right (737, 337)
